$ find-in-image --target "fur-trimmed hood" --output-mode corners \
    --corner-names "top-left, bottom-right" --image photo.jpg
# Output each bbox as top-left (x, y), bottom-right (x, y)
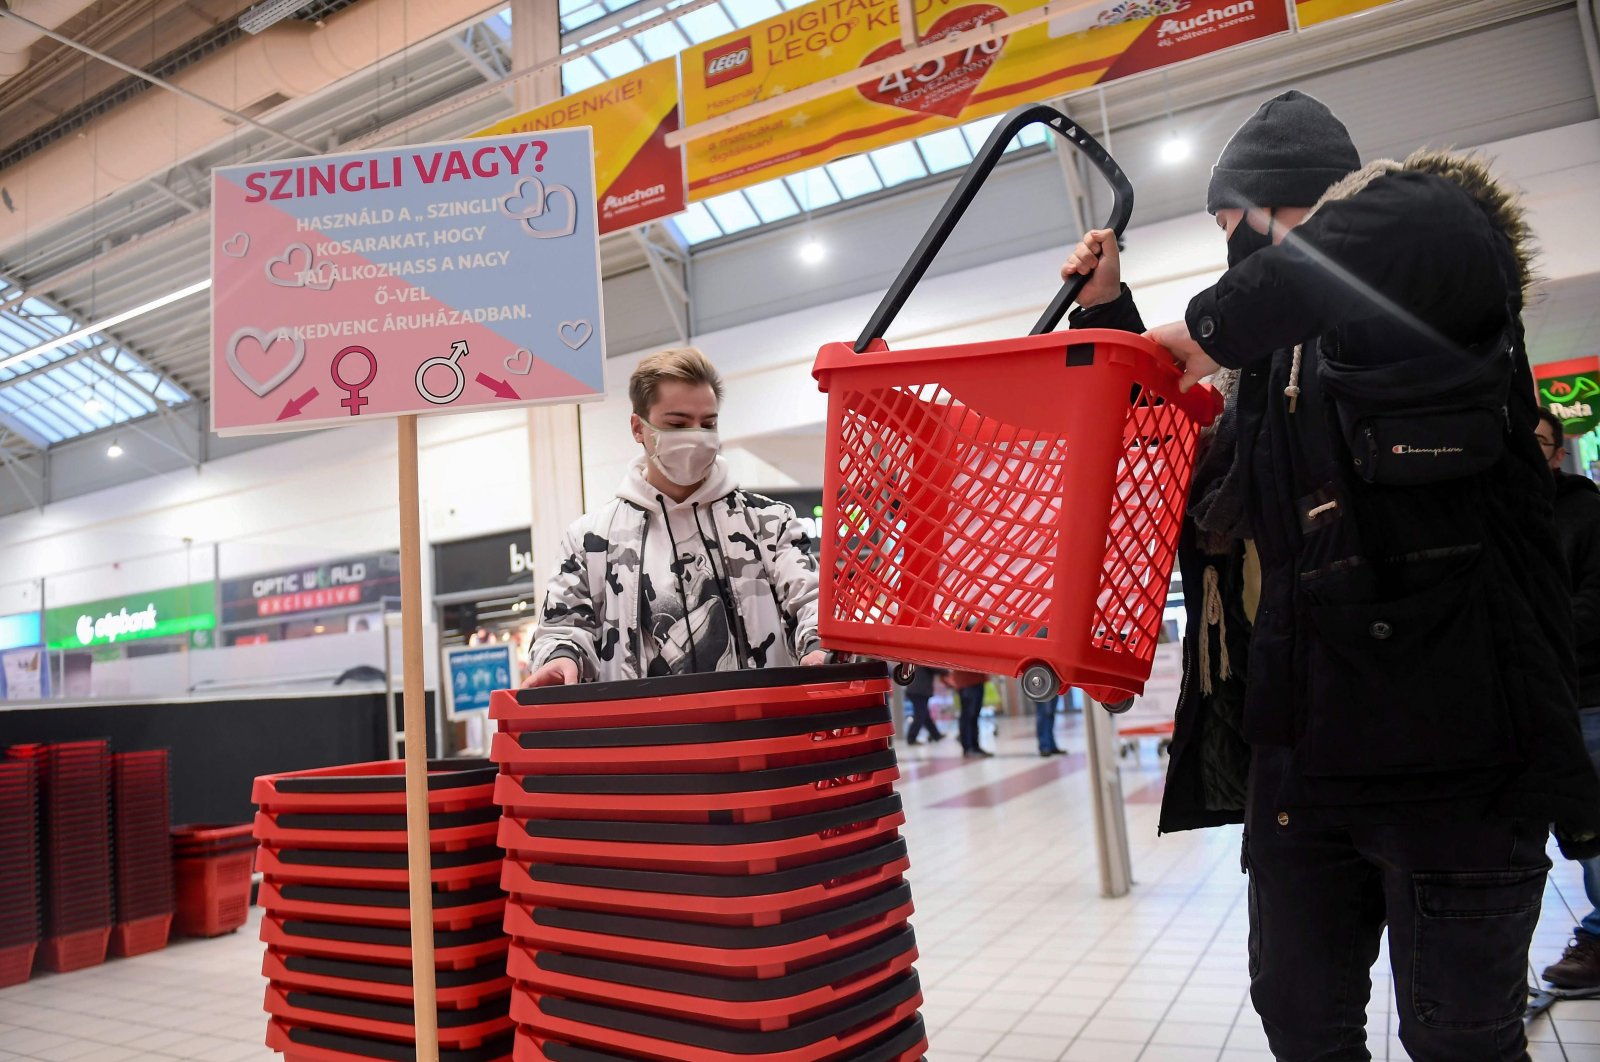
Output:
top-left (1310, 149), bottom-right (1535, 300)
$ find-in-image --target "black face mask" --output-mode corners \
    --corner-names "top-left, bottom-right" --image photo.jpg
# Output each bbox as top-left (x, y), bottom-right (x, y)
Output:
top-left (1226, 211), bottom-right (1275, 268)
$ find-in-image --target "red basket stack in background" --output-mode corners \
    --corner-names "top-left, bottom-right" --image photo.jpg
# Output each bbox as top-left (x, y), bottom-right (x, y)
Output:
top-left (7, 740), bottom-right (114, 973)
top-left (172, 823), bottom-right (257, 938)
top-left (110, 750), bottom-right (175, 957)
top-left (0, 757), bottom-right (40, 987)
top-left (253, 759), bottom-right (512, 1062)
top-left (490, 663), bottom-right (928, 1062)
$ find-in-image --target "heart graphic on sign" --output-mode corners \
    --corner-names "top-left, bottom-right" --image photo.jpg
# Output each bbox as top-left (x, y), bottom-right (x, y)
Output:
top-left (558, 320), bottom-right (593, 350)
top-left (305, 261), bottom-right (337, 292)
top-left (222, 232), bottom-right (249, 258)
top-left (858, 5), bottom-right (1009, 118)
top-left (226, 326), bottom-right (305, 397)
top-left (499, 177), bottom-right (548, 221)
top-left (504, 348), bottom-right (534, 375)
top-left (521, 183), bottom-right (578, 240)
top-left (265, 243), bottom-right (317, 288)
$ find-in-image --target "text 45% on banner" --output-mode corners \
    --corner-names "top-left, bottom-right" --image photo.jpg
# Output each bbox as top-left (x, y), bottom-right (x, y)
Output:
top-left (209, 129), bottom-right (606, 437)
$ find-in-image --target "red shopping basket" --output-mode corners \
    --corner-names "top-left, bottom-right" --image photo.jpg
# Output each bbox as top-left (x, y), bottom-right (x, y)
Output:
top-left (813, 103), bottom-right (1219, 705)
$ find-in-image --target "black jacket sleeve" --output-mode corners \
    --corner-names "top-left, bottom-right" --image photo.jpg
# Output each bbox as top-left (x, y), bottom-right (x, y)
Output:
top-left (1185, 172), bottom-right (1512, 369)
top-left (1568, 490), bottom-right (1600, 643)
top-left (1068, 284), bottom-right (1145, 335)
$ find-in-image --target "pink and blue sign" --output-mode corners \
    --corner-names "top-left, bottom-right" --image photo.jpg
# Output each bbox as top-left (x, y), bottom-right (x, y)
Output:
top-left (210, 130), bottom-right (605, 435)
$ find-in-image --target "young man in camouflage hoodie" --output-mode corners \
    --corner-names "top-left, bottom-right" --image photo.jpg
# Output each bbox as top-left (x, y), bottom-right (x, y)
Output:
top-left (527, 347), bottom-right (825, 685)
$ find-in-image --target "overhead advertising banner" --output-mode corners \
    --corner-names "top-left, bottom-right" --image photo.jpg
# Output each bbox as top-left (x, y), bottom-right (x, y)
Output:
top-left (44, 583), bottom-right (217, 650)
top-left (220, 553), bottom-right (401, 625)
top-left (474, 58), bottom-right (685, 235)
top-left (211, 130), bottom-right (606, 436)
top-left (1537, 356), bottom-right (1600, 437)
top-left (1294, 0), bottom-right (1400, 28)
top-left (680, 0), bottom-right (1289, 198)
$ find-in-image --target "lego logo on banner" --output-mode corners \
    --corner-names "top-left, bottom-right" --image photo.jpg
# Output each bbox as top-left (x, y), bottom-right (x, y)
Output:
top-left (705, 37), bottom-right (753, 86)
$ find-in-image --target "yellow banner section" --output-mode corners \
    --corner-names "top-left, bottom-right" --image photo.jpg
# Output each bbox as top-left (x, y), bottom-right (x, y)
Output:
top-left (474, 58), bottom-right (685, 235)
top-left (680, 0), bottom-right (1289, 199)
top-left (1295, 0), bottom-right (1399, 27)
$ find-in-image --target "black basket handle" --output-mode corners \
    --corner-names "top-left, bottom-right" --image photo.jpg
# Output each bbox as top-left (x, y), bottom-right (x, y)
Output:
top-left (854, 102), bottom-right (1135, 353)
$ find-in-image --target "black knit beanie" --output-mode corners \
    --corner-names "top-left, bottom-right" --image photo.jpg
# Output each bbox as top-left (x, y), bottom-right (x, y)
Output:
top-left (1206, 90), bottom-right (1361, 214)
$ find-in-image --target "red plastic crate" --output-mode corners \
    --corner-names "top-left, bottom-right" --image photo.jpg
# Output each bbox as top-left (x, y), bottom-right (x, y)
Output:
top-left (261, 914), bottom-right (510, 970)
top-left (501, 884), bottom-right (912, 976)
top-left (258, 879), bottom-right (506, 930)
top-left (267, 1018), bottom-right (514, 1062)
top-left (39, 927), bottom-right (110, 973)
top-left (500, 838), bottom-right (911, 924)
top-left (111, 914), bottom-right (172, 957)
top-left (263, 949), bottom-right (510, 1008)
top-left (257, 843), bottom-right (503, 890)
top-left (252, 760), bottom-right (496, 814)
top-left (509, 973), bottom-right (920, 1062)
top-left (507, 928), bottom-right (917, 1028)
top-left (0, 943), bottom-right (35, 988)
top-left (264, 984), bottom-right (513, 1048)
top-left (174, 847), bottom-right (255, 938)
top-left (490, 665), bottom-right (890, 732)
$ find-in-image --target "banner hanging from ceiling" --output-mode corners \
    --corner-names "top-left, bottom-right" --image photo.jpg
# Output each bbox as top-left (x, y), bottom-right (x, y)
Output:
top-left (474, 57), bottom-right (685, 235)
top-left (1294, 0), bottom-right (1401, 28)
top-left (680, 0), bottom-right (1290, 199)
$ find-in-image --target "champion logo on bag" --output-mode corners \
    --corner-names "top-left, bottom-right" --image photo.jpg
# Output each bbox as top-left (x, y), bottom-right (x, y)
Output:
top-left (1392, 444), bottom-right (1467, 456)
top-left (705, 37), bottom-right (753, 86)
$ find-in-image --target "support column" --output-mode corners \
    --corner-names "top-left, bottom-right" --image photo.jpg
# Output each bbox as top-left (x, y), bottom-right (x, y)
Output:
top-left (1084, 703), bottom-right (1133, 898)
top-left (511, 0), bottom-right (589, 586)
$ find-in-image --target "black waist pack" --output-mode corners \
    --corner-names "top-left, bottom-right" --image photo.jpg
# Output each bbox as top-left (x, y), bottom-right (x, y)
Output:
top-left (1319, 327), bottom-right (1514, 487)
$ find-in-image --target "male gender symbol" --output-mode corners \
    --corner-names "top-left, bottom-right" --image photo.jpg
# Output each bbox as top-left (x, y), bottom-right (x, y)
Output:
top-left (415, 340), bottom-right (469, 405)
top-left (332, 345), bottom-right (378, 416)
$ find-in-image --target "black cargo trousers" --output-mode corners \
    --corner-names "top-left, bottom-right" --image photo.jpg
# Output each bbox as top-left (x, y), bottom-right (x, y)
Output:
top-left (1245, 749), bottom-right (1550, 1061)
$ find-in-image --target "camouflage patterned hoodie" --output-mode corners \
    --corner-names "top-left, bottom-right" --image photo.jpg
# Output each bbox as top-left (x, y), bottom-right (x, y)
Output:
top-left (529, 455), bottom-right (821, 681)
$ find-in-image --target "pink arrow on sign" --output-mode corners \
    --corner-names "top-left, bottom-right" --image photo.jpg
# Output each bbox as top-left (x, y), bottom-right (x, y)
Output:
top-left (276, 387), bottom-right (319, 421)
top-left (475, 373), bottom-right (519, 400)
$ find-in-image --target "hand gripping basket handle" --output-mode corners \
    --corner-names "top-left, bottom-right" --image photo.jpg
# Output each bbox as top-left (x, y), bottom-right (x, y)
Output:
top-left (854, 102), bottom-right (1134, 354)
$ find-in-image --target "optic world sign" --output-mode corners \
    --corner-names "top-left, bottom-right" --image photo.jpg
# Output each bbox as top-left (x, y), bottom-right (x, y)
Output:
top-left (44, 583), bottom-right (218, 650)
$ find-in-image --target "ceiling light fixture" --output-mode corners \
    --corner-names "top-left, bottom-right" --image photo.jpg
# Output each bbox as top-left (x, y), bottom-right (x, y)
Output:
top-left (106, 439), bottom-right (124, 459)
top-left (1160, 133), bottom-right (1192, 165)
top-left (799, 238), bottom-right (826, 265)
top-left (83, 395), bottom-right (102, 415)
top-left (0, 279), bottom-right (211, 375)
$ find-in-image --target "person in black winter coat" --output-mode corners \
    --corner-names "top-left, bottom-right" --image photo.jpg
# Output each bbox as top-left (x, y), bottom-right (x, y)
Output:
top-left (903, 665), bottom-right (946, 745)
top-left (1065, 90), bottom-right (1600, 1059)
top-left (1535, 408), bottom-right (1600, 988)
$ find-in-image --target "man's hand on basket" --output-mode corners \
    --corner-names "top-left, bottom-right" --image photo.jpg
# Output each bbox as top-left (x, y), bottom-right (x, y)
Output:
top-left (800, 651), bottom-right (828, 667)
top-left (1144, 321), bottom-right (1221, 394)
top-left (1060, 229), bottom-right (1122, 309)
top-left (522, 657), bottom-right (578, 688)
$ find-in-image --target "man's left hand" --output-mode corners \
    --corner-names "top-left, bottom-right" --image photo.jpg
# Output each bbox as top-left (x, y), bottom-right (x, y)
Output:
top-left (800, 650), bottom-right (828, 666)
top-left (1144, 321), bottom-right (1221, 393)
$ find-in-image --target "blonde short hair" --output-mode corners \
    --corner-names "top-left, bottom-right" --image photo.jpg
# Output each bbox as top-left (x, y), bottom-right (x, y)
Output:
top-left (629, 347), bottom-right (724, 418)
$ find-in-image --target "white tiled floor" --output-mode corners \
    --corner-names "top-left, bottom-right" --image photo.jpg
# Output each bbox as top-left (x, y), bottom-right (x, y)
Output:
top-left (2, 709), bottom-right (1598, 1060)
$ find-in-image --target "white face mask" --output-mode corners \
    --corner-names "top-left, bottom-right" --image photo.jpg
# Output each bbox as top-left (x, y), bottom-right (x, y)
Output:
top-left (645, 422), bottom-right (720, 486)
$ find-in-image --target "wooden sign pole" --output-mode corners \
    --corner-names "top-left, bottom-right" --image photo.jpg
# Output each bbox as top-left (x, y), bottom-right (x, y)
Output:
top-left (397, 414), bottom-right (441, 1060)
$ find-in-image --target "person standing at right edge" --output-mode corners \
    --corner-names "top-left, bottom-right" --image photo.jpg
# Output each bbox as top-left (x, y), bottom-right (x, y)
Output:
top-left (1536, 408), bottom-right (1600, 991)
top-left (1066, 90), bottom-right (1600, 1059)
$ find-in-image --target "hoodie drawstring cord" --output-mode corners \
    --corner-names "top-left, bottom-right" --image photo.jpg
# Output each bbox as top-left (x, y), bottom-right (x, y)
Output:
top-left (1285, 344), bottom-right (1302, 414)
top-left (657, 494), bottom-right (700, 673)
top-left (1198, 565), bottom-right (1231, 696)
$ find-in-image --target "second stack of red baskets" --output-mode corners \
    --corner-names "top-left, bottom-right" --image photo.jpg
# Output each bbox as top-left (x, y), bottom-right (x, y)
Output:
top-left (0, 757), bottom-right (40, 986)
top-left (490, 662), bottom-right (928, 1062)
top-left (111, 749), bottom-right (175, 956)
top-left (253, 759), bottom-right (513, 1062)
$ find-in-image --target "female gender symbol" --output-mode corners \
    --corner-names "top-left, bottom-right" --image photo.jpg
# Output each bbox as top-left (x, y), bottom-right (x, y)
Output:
top-left (332, 345), bottom-right (377, 416)
top-left (415, 340), bottom-right (469, 405)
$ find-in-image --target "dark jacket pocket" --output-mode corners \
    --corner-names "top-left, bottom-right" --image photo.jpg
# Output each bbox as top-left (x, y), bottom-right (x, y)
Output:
top-left (1298, 559), bottom-right (1514, 777)
top-left (1411, 866), bottom-right (1546, 1030)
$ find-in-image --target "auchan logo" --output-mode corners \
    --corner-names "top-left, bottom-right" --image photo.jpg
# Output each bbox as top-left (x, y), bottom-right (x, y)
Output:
top-left (705, 37), bottom-right (753, 87)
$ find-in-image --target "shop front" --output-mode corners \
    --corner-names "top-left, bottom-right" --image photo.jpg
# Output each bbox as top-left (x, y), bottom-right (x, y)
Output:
top-left (0, 612), bottom-right (46, 701)
top-left (42, 584), bottom-right (217, 698)
top-left (219, 553), bottom-right (400, 646)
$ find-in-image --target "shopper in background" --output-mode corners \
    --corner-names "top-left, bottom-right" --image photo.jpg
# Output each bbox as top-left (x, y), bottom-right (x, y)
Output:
top-left (1064, 89), bottom-right (1600, 1057)
top-left (1033, 693), bottom-right (1063, 758)
top-left (943, 667), bottom-right (990, 758)
top-left (903, 665), bottom-right (946, 745)
top-left (1537, 408), bottom-right (1600, 991)
top-left (526, 348), bottom-right (825, 684)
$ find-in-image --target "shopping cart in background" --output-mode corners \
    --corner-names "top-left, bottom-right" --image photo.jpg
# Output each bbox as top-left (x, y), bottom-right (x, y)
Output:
top-left (812, 103), bottom-right (1220, 711)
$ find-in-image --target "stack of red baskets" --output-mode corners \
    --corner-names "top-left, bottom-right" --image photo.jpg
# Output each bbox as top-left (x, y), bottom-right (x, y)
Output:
top-left (490, 663), bottom-right (928, 1062)
top-left (110, 749), bottom-right (175, 956)
top-left (8, 740), bottom-right (114, 972)
top-left (253, 760), bottom-right (513, 1062)
top-left (172, 823), bottom-right (257, 937)
top-left (0, 757), bottom-right (40, 987)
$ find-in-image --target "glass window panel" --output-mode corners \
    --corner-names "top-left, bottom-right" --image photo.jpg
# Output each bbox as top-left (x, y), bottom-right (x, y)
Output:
top-left (560, 55), bottom-right (608, 93)
top-left (675, 5), bottom-right (736, 41)
top-left (742, 180), bottom-right (800, 223)
top-left (671, 202), bottom-right (725, 244)
top-left (960, 114), bottom-right (1006, 154)
top-left (589, 39), bottom-right (647, 78)
top-left (634, 22), bottom-right (690, 61)
top-left (784, 170), bottom-right (841, 209)
top-left (720, 0), bottom-right (783, 23)
top-left (824, 155), bottom-right (882, 199)
top-left (915, 128), bottom-right (973, 173)
top-left (703, 192), bottom-right (762, 233)
top-left (867, 142), bottom-right (928, 187)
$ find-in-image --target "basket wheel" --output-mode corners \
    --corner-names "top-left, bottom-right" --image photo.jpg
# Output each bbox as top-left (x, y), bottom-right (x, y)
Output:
top-left (892, 663), bottom-right (917, 687)
top-left (1103, 693), bottom-right (1136, 714)
top-left (1021, 664), bottom-right (1059, 701)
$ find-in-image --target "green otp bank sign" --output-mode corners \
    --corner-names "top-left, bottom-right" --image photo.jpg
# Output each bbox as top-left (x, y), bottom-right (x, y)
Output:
top-left (44, 583), bottom-right (217, 650)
